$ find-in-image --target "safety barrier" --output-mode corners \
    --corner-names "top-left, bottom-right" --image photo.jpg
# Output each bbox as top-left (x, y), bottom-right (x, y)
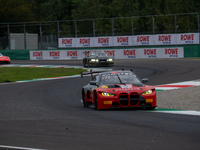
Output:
top-left (0, 45), bottom-right (200, 60)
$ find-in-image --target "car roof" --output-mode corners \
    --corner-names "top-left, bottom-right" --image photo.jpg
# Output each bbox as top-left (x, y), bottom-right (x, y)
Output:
top-left (99, 70), bottom-right (136, 75)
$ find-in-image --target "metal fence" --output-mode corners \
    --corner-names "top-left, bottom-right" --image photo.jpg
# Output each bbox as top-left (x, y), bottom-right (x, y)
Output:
top-left (0, 13), bottom-right (199, 50)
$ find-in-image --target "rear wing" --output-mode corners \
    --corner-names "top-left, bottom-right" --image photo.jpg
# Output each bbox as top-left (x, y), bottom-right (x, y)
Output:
top-left (81, 70), bottom-right (104, 79)
top-left (81, 68), bottom-right (134, 79)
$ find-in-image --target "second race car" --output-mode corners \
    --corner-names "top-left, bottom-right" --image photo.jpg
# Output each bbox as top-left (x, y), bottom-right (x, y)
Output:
top-left (81, 69), bottom-right (157, 110)
top-left (0, 53), bottom-right (11, 64)
top-left (83, 51), bottom-right (114, 67)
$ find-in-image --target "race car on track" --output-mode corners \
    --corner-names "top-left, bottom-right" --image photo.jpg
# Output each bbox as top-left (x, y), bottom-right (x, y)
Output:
top-left (0, 53), bottom-right (11, 64)
top-left (81, 69), bottom-right (157, 110)
top-left (83, 51), bottom-right (114, 67)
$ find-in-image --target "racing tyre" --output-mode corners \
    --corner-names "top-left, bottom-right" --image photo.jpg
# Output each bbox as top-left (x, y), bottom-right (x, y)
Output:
top-left (82, 90), bottom-right (89, 107)
top-left (94, 92), bottom-right (98, 109)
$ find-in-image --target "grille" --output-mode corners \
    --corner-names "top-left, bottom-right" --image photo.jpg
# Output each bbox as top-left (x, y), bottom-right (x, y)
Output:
top-left (119, 93), bottom-right (128, 106)
top-left (130, 92), bottom-right (139, 105)
top-left (99, 58), bottom-right (107, 62)
top-left (119, 92), bottom-right (140, 106)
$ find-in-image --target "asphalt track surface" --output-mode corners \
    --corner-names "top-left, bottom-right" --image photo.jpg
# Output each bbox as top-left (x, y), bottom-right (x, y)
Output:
top-left (0, 59), bottom-right (200, 150)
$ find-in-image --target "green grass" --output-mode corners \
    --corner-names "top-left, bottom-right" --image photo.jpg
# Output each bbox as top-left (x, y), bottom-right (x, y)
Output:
top-left (0, 67), bottom-right (87, 83)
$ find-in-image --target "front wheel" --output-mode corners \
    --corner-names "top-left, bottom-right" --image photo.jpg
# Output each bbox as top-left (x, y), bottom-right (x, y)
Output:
top-left (94, 92), bottom-right (98, 109)
top-left (82, 90), bottom-right (89, 107)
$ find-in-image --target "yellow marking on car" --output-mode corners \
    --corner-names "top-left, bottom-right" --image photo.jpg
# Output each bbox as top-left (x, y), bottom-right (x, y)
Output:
top-left (99, 85), bottom-right (108, 88)
top-left (146, 99), bottom-right (153, 102)
top-left (104, 101), bottom-right (112, 104)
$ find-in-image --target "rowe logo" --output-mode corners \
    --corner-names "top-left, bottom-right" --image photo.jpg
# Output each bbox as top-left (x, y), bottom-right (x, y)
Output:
top-left (33, 52), bottom-right (43, 57)
top-left (158, 35), bottom-right (171, 41)
top-left (180, 34), bottom-right (194, 41)
top-left (144, 49), bottom-right (156, 55)
top-left (67, 51), bottom-right (77, 56)
top-left (98, 38), bottom-right (109, 44)
top-left (117, 37), bottom-right (129, 43)
top-left (104, 50), bottom-right (115, 56)
top-left (124, 50), bottom-right (135, 56)
top-left (137, 36), bottom-right (149, 42)
top-left (80, 38), bottom-right (90, 44)
top-left (62, 39), bottom-right (72, 44)
top-left (49, 51), bottom-right (60, 57)
top-left (165, 48), bottom-right (178, 55)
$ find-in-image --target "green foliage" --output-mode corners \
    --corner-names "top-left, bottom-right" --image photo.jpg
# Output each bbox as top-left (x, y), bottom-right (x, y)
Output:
top-left (0, 0), bottom-right (200, 36)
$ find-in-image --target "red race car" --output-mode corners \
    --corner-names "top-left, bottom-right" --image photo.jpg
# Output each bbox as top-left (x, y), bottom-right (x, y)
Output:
top-left (81, 69), bottom-right (157, 110)
top-left (0, 53), bottom-right (11, 64)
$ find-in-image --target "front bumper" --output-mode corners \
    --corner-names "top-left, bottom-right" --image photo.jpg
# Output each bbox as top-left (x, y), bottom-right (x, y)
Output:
top-left (96, 91), bottom-right (156, 109)
top-left (89, 61), bottom-right (114, 66)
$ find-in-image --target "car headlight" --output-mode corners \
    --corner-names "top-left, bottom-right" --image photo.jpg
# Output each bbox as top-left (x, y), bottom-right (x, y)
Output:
top-left (100, 92), bottom-right (116, 96)
top-left (91, 59), bottom-right (99, 62)
top-left (107, 58), bottom-right (113, 62)
top-left (141, 90), bottom-right (153, 95)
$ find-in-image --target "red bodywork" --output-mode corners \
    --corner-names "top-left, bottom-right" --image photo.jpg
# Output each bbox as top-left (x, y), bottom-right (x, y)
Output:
top-left (84, 84), bottom-right (156, 110)
top-left (0, 55), bottom-right (11, 64)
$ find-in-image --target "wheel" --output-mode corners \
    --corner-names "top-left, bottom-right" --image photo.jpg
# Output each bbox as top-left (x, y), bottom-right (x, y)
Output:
top-left (94, 92), bottom-right (98, 109)
top-left (82, 90), bottom-right (89, 107)
top-left (83, 62), bottom-right (87, 67)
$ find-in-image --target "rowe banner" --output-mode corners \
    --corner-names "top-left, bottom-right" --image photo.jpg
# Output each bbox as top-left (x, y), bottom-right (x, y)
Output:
top-left (30, 47), bottom-right (184, 60)
top-left (59, 33), bottom-right (199, 48)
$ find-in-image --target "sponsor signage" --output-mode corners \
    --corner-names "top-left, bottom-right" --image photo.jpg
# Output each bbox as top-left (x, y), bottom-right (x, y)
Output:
top-left (76, 37), bottom-right (93, 47)
top-left (176, 33), bottom-right (199, 44)
top-left (59, 38), bottom-right (76, 48)
top-left (133, 35), bottom-right (154, 46)
top-left (95, 37), bottom-right (113, 47)
top-left (30, 47), bottom-right (184, 60)
top-left (154, 34), bottom-right (176, 45)
top-left (114, 36), bottom-right (133, 46)
top-left (58, 33), bottom-right (199, 48)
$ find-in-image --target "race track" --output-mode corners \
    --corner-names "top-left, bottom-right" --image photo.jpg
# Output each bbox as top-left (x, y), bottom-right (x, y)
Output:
top-left (0, 58), bottom-right (200, 150)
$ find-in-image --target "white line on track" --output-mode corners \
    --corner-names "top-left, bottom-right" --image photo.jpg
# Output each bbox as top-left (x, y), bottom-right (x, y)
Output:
top-left (153, 110), bottom-right (200, 116)
top-left (0, 145), bottom-right (46, 150)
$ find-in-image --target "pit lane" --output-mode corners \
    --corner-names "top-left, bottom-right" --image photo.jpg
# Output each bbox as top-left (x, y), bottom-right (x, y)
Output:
top-left (0, 58), bottom-right (200, 150)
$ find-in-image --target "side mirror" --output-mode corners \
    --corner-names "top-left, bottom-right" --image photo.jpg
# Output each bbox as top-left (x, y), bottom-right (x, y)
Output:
top-left (142, 78), bottom-right (148, 83)
top-left (90, 81), bottom-right (98, 85)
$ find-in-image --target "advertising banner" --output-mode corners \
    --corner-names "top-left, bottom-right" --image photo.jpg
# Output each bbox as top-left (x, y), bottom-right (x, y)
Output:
top-left (30, 47), bottom-right (184, 60)
top-left (176, 33), bottom-right (199, 44)
top-left (59, 38), bottom-right (76, 48)
top-left (76, 37), bottom-right (94, 47)
top-left (94, 37), bottom-right (114, 47)
top-left (154, 34), bottom-right (176, 45)
top-left (133, 35), bottom-right (154, 46)
top-left (113, 36), bottom-right (133, 46)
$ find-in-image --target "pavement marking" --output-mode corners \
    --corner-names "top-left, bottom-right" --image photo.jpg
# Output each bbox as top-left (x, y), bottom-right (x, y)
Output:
top-left (150, 108), bottom-right (200, 116)
top-left (0, 145), bottom-right (46, 150)
top-left (155, 80), bottom-right (200, 91)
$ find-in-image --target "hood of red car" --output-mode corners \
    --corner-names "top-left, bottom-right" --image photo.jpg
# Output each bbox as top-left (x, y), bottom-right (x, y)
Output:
top-left (97, 84), bottom-right (154, 93)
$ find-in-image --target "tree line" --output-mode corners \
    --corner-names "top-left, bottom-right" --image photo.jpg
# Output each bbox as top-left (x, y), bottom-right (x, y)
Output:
top-left (0, 0), bottom-right (200, 37)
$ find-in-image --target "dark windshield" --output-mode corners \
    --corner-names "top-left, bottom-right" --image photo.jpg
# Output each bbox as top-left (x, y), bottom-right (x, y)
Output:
top-left (100, 72), bottom-right (142, 85)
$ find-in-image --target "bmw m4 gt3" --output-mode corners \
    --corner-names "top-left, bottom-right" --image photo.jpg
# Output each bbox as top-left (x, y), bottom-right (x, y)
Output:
top-left (81, 69), bottom-right (156, 110)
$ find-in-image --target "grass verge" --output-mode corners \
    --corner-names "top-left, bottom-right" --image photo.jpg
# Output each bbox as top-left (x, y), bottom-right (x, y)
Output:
top-left (0, 67), bottom-right (87, 83)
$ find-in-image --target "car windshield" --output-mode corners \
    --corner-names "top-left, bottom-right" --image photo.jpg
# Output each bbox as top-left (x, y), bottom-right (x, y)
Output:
top-left (0, 53), bottom-right (3, 57)
top-left (98, 53), bottom-right (107, 57)
top-left (100, 72), bottom-right (142, 85)
top-left (90, 52), bottom-right (107, 57)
